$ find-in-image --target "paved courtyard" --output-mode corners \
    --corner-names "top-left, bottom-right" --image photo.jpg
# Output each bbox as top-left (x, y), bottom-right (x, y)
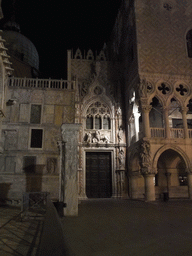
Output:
top-left (0, 205), bottom-right (43, 256)
top-left (61, 199), bottom-right (192, 256)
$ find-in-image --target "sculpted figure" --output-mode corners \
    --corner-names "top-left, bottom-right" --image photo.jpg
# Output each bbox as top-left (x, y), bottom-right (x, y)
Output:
top-left (92, 130), bottom-right (110, 143)
top-left (118, 149), bottom-right (125, 169)
top-left (86, 132), bottom-right (92, 143)
top-left (140, 140), bottom-right (151, 168)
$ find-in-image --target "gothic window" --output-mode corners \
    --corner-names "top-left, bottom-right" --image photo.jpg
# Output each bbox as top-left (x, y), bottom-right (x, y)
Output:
top-left (86, 116), bottom-right (93, 129)
top-left (86, 102), bottom-right (111, 130)
top-left (169, 98), bottom-right (183, 128)
top-left (103, 116), bottom-right (110, 130)
top-left (30, 104), bottom-right (42, 124)
top-left (149, 97), bottom-right (164, 128)
top-left (30, 129), bottom-right (43, 148)
top-left (186, 30), bottom-right (192, 58)
top-left (95, 116), bottom-right (101, 129)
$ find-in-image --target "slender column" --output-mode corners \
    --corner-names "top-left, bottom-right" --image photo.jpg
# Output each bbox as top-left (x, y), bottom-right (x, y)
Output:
top-left (141, 106), bottom-right (151, 138)
top-left (61, 124), bottom-right (81, 216)
top-left (57, 141), bottom-right (65, 202)
top-left (164, 107), bottom-right (170, 138)
top-left (67, 50), bottom-right (72, 82)
top-left (181, 107), bottom-right (189, 139)
top-left (188, 173), bottom-right (192, 199)
top-left (143, 173), bottom-right (156, 201)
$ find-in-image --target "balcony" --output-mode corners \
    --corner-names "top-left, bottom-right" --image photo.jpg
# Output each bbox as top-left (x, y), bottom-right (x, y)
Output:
top-left (8, 77), bottom-right (75, 90)
top-left (150, 128), bottom-right (190, 139)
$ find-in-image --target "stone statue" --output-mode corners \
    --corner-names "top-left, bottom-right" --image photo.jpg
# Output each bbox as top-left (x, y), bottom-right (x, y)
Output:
top-left (117, 128), bottom-right (123, 143)
top-left (92, 130), bottom-right (110, 143)
top-left (86, 132), bottom-right (92, 143)
top-left (140, 140), bottom-right (151, 168)
top-left (118, 149), bottom-right (125, 169)
top-left (139, 79), bottom-right (147, 97)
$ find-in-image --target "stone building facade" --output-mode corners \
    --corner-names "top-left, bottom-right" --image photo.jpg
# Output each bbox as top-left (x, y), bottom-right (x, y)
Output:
top-left (109, 0), bottom-right (192, 200)
top-left (1, 0), bottom-right (192, 206)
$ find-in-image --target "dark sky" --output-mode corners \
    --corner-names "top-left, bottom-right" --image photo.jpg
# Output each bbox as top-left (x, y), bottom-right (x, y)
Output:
top-left (1, 0), bottom-right (122, 79)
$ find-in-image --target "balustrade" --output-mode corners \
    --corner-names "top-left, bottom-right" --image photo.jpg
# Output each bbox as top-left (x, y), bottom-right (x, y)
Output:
top-left (150, 128), bottom-right (165, 138)
top-left (188, 129), bottom-right (192, 138)
top-left (170, 128), bottom-right (184, 138)
top-left (150, 127), bottom-right (186, 138)
top-left (8, 77), bottom-right (75, 90)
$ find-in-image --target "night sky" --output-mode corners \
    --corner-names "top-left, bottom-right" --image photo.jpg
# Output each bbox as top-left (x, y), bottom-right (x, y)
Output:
top-left (1, 0), bottom-right (122, 79)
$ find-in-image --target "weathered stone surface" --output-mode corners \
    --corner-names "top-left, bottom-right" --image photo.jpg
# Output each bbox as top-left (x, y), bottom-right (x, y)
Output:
top-left (61, 124), bottom-right (81, 216)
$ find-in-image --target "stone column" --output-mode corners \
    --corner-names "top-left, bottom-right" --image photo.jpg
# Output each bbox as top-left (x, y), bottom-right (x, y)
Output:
top-left (164, 107), bottom-right (170, 138)
top-left (188, 173), bottom-right (192, 199)
top-left (141, 106), bottom-right (151, 138)
top-left (143, 173), bottom-right (156, 201)
top-left (181, 107), bottom-right (189, 139)
top-left (129, 175), bottom-right (140, 199)
top-left (61, 124), bottom-right (81, 216)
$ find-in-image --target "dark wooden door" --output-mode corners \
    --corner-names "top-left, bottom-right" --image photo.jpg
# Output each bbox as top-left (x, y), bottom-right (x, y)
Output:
top-left (86, 152), bottom-right (112, 198)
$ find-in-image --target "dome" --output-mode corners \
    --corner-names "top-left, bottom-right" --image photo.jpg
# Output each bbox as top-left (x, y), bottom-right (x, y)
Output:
top-left (2, 30), bottom-right (39, 71)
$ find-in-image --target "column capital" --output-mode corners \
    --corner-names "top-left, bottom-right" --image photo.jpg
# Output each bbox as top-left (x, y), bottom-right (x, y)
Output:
top-left (141, 105), bottom-right (152, 113)
top-left (141, 167), bottom-right (156, 176)
top-left (180, 107), bottom-right (188, 113)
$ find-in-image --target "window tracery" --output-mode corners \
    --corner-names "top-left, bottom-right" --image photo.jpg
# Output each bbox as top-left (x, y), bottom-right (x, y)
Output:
top-left (86, 101), bottom-right (111, 130)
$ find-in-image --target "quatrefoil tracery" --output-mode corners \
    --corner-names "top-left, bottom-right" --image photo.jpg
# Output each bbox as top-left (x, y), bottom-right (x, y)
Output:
top-left (158, 83), bottom-right (170, 95)
top-left (176, 84), bottom-right (188, 96)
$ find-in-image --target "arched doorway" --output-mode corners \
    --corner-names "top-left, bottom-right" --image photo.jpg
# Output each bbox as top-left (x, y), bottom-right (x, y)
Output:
top-left (156, 149), bottom-right (188, 198)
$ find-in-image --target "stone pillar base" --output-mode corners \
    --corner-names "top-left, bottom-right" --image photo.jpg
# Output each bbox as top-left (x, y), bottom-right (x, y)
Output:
top-left (144, 174), bottom-right (155, 201)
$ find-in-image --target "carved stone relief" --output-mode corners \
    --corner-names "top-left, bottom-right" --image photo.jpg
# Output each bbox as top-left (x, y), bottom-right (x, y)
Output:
top-left (84, 130), bottom-right (110, 144)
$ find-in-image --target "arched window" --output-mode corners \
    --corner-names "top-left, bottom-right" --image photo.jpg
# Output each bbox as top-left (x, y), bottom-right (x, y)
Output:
top-left (95, 116), bottom-right (101, 129)
top-left (103, 116), bottom-right (110, 130)
top-left (149, 97), bottom-right (164, 128)
top-left (86, 116), bottom-right (93, 129)
top-left (85, 101), bottom-right (111, 130)
top-left (186, 30), bottom-right (192, 58)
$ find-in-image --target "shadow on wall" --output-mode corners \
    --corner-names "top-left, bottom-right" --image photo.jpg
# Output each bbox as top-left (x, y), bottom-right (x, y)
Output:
top-left (24, 164), bottom-right (45, 193)
top-left (0, 183), bottom-right (12, 204)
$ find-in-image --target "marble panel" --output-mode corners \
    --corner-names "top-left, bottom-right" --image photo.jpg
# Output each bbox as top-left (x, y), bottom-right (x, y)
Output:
top-left (31, 90), bottom-right (44, 103)
top-left (44, 127), bottom-right (60, 151)
top-left (4, 130), bottom-right (18, 150)
top-left (5, 156), bottom-right (15, 173)
top-left (54, 105), bottom-right (63, 126)
top-left (10, 104), bottom-right (19, 123)
top-left (47, 158), bottom-right (57, 174)
top-left (19, 104), bottom-right (30, 122)
top-left (43, 105), bottom-right (54, 123)
top-left (18, 127), bottom-right (29, 150)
